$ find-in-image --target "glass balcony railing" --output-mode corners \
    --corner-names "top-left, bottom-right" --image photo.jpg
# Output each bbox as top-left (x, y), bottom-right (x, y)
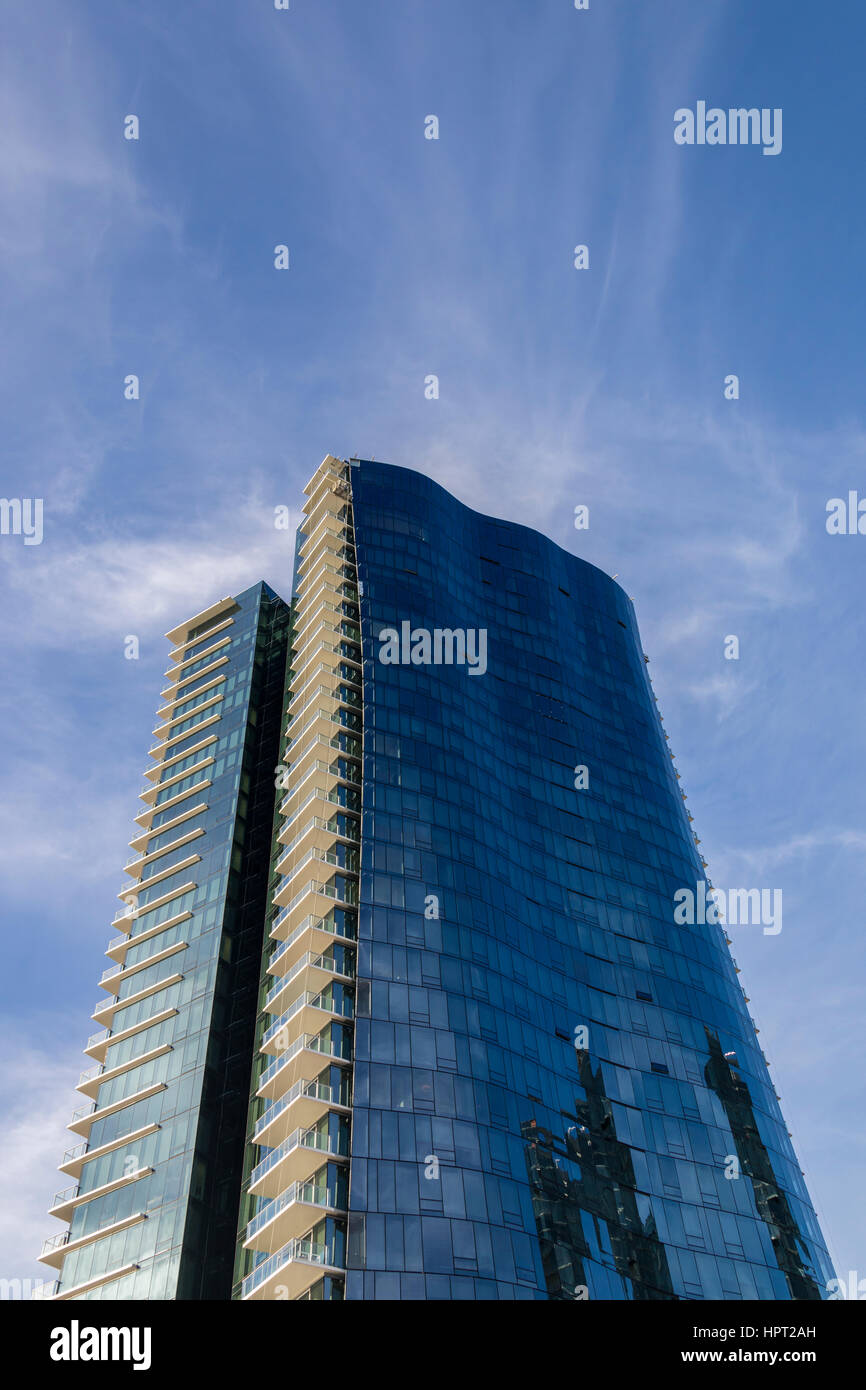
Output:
top-left (241, 1237), bottom-right (342, 1298)
top-left (283, 708), bottom-right (339, 757)
top-left (249, 1125), bottom-right (341, 1188)
top-left (287, 683), bottom-right (362, 727)
top-left (41, 1231), bottom-right (70, 1258)
top-left (262, 989), bottom-right (353, 1049)
top-left (246, 1180), bottom-right (343, 1242)
top-left (258, 1031), bottom-right (351, 1091)
top-left (254, 1079), bottom-right (348, 1141)
top-left (290, 663), bottom-right (360, 715)
top-left (279, 784), bottom-right (359, 826)
top-left (50, 1183), bottom-right (79, 1209)
top-left (276, 846), bottom-right (359, 891)
top-left (268, 910), bottom-right (356, 960)
top-left (293, 597), bottom-right (342, 639)
top-left (295, 561), bottom-right (354, 596)
top-left (273, 876), bottom-right (357, 917)
top-left (264, 951), bottom-right (353, 1011)
top-left (276, 815), bottom-right (359, 865)
top-left (288, 732), bottom-right (361, 770)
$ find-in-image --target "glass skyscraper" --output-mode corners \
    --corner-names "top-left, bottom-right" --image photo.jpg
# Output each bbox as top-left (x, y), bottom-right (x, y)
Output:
top-left (38, 582), bottom-right (290, 1300)
top-left (40, 456), bottom-right (834, 1302)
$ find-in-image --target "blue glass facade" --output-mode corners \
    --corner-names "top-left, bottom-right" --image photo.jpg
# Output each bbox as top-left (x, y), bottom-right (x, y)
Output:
top-left (344, 459), bottom-right (833, 1301)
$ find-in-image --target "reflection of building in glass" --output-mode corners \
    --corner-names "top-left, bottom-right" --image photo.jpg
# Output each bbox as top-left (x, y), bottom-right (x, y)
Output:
top-left (522, 1050), bottom-right (676, 1299)
top-left (704, 1031), bottom-right (822, 1301)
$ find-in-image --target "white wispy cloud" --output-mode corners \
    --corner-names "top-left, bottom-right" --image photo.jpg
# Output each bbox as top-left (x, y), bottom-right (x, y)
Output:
top-left (0, 492), bottom-right (296, 649)
top-left (0, 1023), bottom-right (83, 1296)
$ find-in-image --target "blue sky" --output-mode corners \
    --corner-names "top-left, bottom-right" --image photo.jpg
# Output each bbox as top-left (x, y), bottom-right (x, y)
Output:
top-left (1, 0), bottom-right (863, 1294)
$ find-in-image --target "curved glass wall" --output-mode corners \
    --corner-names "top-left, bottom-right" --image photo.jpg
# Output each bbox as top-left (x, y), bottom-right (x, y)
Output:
top-left (345, 458), bottom-right (833, 1302)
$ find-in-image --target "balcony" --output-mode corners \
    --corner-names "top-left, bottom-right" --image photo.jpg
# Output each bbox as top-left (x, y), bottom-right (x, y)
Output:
top-left (90, 971), bottom-right (184, 1026)
top-left (163, 632), bottom-right (231, 679)
top-left (61, 1141), bottom-right (87, 1167)
top-left (270, 877), bottom-right (356, 936)
top-left (287, 724), bottom-right (360, 769)
top-left (39, 1211), bottom-right (147, 1269)
top-left (285, 720), bottom-right (361, 763)
top-left (264, 952), bottom-right (354, 1017)
top-left (254, 1079), bottom-right (351, 1149)
top-left (285, 681), bottom-right (360, 729)
top-left (76, 1042), bottom-right (172, 1099)
top-left (275, 814), bottom-right (359, 865)
top-left (105, 910), bottom-right (192, 966)
top-left (243, 1180), bottom-right (346, 1254)
top-left (248, 1125), bottom-right (347, 1199)
top-left (292, 597), bottom-right (343, 646)
top-left (48, 1165), bottom-right (152, 1222)
top-left (256, 1033), bottom-right (351, 1102)
top-left (284, 708), bottom-right (344, 757)
top-left (241, 1237), bottom-right (344, 1301)
top-left (278, 786), bottom-right (359, 837)
top-left (58, 1121), bottom-right (161, 1179)
top-left (97, 940), bottom-right (188, 996)
top-left (135, 775), bottom-right (214, 830)
top-left (160, 655), bottom-right (228, 702)
top-left (44, 1262), bottom-right (140, 1301)
top-left (84, 1007), bottom-right (177, 1064)
top-left (296, 563), bottom-right (355, 606)
top-left (289, 658), bottom-right (360, 712)
top-left (67, 1081), bottom-right (167, 1138)
top-left (138, 757), bottom-right (215, 806)
top-left (291, 640), bottom-right (344, 687)
top-left (155, 674), bottom-right (226, 727)
top-left (299, 497), bottom-right (349, 542)
top-left (111, 904), bottom-right (137, 934)
top-left (123, 827), bottom-right (205, 881)
top-left (31, 1280), bottom-right (59, 1300)
top-left (117, 855), bottom-right (201, 904)
top-left (274, 847), bottom-right (358, 904)
top-left (276, 761), bottom-right (360, 823)
top-left (128, 802), bottom-right (207, 853)
top-left (294, 574), bottom-right (350, 624)
top-left (297, 523), bottom-right (343, 564)
top-left (268, 911), bottom-right (355, 970)
top-left (260, 989), bottom-right (353, 1057)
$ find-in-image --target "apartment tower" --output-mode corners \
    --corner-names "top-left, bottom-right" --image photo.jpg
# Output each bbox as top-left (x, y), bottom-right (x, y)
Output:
top-left (39, 456), bottom-right (834, 1302)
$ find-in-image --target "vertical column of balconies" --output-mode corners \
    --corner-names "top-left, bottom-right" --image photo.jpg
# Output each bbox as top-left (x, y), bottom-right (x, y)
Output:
top-left (240, 459), bottom-right (361, 1301)
top-left (36, 599), bottom-right (237, 1300)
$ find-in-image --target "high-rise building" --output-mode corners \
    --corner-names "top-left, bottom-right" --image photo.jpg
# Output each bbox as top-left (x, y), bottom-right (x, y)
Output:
top-left (39, 456), bottom-right (834, 1302)
top-left (37, 581), bottom-right (291, 1300)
